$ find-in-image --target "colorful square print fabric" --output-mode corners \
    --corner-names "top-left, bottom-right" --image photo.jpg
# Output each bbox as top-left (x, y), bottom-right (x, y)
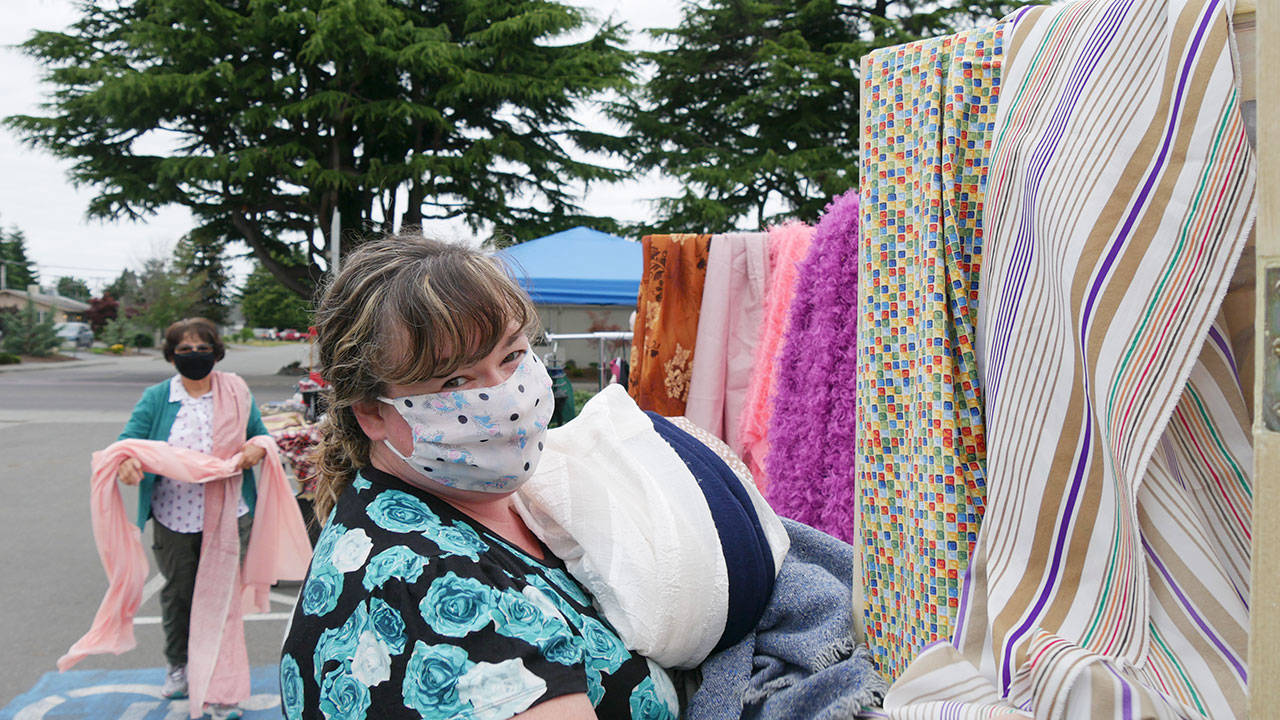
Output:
top-left (857, 25), bottom-right (1002, 680)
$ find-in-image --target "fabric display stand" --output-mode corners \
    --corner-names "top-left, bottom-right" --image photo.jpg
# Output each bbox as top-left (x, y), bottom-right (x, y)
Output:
top-left (1247, 0), bottom-right (1280, 716)
top-left (628, 227), bottom-right (829, 489)
top-left (622, 0), bottom-right (1265, 715)
top-left (628, 225), bottom-right (889, 551)
top-left (856, 0), bottom-right (1256, 716)
top-left (261, 410), bottom-right (323, 544)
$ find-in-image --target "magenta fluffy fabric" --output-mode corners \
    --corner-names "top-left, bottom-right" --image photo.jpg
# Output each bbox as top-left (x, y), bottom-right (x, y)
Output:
top-left (764, 190), bottom-right (860, 543)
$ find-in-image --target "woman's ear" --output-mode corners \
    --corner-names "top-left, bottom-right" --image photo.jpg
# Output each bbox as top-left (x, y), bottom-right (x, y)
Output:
top-left (351, 400), bottom-right (389, 442)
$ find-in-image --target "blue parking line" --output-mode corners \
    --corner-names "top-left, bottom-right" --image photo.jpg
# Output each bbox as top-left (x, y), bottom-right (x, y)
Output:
top-left (1, 666), bottom-right (282, 720)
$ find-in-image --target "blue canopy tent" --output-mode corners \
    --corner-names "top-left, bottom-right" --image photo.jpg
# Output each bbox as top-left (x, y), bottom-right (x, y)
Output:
top-left (495, 226), bottom-right (642, 306)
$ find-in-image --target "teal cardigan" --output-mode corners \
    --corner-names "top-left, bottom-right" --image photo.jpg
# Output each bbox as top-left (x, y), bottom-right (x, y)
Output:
top-left (119, 377), bottom-right (271, 530)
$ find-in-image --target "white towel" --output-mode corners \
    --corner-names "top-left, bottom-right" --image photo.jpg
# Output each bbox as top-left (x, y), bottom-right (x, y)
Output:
top-left (514, 385), bottom-right (788, 669)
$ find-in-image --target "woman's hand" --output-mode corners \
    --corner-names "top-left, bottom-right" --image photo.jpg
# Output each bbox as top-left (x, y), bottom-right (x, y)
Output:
top-left (117, 458), bottom-right (143, 486)
top-left (238, 442), bottom-right (267, 470)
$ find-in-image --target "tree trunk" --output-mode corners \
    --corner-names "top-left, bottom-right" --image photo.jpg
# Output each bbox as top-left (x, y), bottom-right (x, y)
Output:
top-left (230, 213), bottom-right (313, 298)
top-left (402, 179), bottom-right (424, 229)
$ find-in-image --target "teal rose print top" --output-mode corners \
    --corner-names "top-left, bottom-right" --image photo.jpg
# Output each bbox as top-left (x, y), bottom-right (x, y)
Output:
top-left (280, 467), bottom-right (679, 720)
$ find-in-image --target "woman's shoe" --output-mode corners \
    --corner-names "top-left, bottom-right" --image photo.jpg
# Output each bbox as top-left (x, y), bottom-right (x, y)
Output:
top-left (207, 703), bottom-right (243, 720)
top-left (161, 664), bottom-right (187, 699)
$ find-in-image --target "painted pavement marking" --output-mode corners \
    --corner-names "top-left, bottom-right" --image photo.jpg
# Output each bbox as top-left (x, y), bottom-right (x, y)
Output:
top-left (1, 666), bottom-right (284, 720)
top-left (132, 575), bottom-right (299, 625)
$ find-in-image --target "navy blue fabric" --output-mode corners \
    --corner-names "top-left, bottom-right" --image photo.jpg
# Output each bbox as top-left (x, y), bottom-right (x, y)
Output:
top-left (645, 412), bottom-right (775, 653)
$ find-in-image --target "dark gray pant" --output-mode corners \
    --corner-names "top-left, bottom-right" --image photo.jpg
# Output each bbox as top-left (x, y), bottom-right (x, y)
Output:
top-left (151, 514), bottom-right (253, 667)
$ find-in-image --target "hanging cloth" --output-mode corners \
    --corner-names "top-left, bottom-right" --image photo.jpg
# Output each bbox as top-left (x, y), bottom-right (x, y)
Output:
top-left (857, 25), bottom-right (1000, 679)
top-left (883, 0), bottom-right (1255, 716)
top-left (766, 190), bottom-right (862, 546)
top-left (737, 222), bottom-right (815, 490)
top-left (629, 234), bottom-right (713, 416)
top-left (686, 232), bottom-right (770, 453)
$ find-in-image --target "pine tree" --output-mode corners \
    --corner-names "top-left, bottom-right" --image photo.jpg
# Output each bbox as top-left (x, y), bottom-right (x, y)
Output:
top-left (104, 270), bottom-right (141, 306)
top-left (617, 0), bottom-right (1030, 232)
top-left (134, 258), bottom-right (203, 335)
top-left (174, 232), bottom-right (232, 324)
top-left (1, 300), bottom-right (61, 356)
top-left (0, 226), bottom-right (38, 291)
top-left (56, 276), bottom-right (92, 302)
top-left (8, 0), bottom-right (635, 299)
top-left (239, 263), bottom-right (313, 331)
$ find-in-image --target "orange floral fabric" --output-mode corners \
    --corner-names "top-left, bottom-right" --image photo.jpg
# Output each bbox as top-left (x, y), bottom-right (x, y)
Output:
top-left (629, 234), bottom-right (712, 416)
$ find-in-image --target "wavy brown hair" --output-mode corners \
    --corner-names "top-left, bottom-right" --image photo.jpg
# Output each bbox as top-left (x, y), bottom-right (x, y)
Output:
top-left (310, 234), bottom-right (537, 521)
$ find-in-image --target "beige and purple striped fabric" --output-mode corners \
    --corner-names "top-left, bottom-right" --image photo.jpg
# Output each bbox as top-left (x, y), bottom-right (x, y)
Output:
top-left (879, 0), bottom-right (1256, 716)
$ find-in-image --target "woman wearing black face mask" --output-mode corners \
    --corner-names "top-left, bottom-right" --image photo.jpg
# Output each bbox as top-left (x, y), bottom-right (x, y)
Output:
top-left (115, 317), bottom-right (272, 720)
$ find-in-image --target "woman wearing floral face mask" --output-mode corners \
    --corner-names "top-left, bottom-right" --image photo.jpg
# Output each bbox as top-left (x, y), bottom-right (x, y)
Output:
top-left (116, 317), bottom-right (271, 720)
top-left (280, 236), bottom-right (678, 720)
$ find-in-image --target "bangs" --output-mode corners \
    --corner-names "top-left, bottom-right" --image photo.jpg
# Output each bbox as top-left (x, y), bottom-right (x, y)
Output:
top-left (374, 253), bottom-right (536, 386)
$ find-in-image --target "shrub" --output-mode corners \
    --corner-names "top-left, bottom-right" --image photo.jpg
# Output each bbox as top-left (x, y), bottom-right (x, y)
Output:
top-left (0, 300), bottom-right (60, 356)
top-left (98, 317), bottom-right (130, 347)
top-left (0, 352), bottom-right (20, 365)
top-left (85, 294), bottom-right (119, 333)
top-left (573, 389), bottom-right (597, 416)
top-left (100, 317), bottom-right (152, 349)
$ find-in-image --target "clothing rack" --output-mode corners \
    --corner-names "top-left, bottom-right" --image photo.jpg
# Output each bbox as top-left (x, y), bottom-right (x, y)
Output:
top-left (542, 331), bottom-right (634, 390)
top-left (1246, 0), bottom-right (1280, 713)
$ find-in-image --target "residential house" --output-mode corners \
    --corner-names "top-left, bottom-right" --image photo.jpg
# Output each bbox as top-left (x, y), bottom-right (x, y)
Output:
top-left (0, 285), bottom-right (91, 323)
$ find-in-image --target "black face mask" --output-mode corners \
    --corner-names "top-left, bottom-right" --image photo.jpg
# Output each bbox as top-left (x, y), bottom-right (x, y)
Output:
top-left (174, 351), bottom-right (217, 380)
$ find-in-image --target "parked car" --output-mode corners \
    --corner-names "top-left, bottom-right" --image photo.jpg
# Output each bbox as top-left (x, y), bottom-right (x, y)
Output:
top-left (279, 328), bottom-right (303, 341)
top-left (53, 321), bottom-right (94, 349)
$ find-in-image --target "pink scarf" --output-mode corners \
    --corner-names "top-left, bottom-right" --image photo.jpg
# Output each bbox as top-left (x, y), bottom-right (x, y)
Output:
top-left (736, 222), bottom-right (814, 489)
top-left (59, 371), bottom-right (312, 718)
top-left (684, 232), bottom-right (769, 453)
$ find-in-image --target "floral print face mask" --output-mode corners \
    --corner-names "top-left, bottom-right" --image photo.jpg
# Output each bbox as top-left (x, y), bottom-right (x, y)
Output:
top-left (378, 351), bottom-right (555, 493)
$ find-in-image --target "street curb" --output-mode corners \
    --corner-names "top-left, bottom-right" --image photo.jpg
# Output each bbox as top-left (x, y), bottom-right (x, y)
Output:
top-left (0, 359), bottom-right (115, 373)
top-left (0, 354), bottom-right (160, 374)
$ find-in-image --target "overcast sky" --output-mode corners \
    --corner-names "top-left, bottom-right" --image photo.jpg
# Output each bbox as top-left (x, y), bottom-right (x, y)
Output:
top-left (0, 0), bottom-right (683, 293)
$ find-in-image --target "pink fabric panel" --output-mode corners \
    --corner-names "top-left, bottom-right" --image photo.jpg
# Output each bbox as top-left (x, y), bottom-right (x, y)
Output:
top-left (684, 233), bottom-right (768, 453)
top-left (189, 371), bottom-right (254, 711)
top-left (736, 222), bottom-right (814, 490)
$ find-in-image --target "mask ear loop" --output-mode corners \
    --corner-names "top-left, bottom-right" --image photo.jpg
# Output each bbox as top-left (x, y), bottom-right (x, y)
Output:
top-left (382, 438), bottom-right (415, 463)
top-left (374, 397), bottom-right (416, 463)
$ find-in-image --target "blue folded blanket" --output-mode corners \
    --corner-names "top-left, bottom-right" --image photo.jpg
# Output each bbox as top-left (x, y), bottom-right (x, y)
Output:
top-left (688, 519), bottom-right (886, 720)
